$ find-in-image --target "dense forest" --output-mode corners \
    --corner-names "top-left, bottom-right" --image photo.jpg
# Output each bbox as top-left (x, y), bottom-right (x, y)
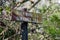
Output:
top-left (0, 0), bottom-right (60, 40)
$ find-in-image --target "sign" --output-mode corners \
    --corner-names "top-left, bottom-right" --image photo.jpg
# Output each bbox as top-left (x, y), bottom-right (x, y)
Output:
top-left (11, 9), bottom-right (42, 23)
top-left (19, 12), bottom-right (32, 21)
top-left (18, 11), bottom-right (42, 23)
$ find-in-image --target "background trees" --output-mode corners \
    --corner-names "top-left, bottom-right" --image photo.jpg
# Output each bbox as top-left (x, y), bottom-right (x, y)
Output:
top-left (0, 0), bottom-right (60, 40)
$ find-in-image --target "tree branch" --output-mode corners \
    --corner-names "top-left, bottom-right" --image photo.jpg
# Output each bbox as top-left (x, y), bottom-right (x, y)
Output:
top-left (29, 0), bottom-right (41, 11)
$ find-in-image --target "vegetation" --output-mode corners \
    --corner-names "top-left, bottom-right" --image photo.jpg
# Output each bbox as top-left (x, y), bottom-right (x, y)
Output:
top-left (0, 0), bottom-right (60, 40)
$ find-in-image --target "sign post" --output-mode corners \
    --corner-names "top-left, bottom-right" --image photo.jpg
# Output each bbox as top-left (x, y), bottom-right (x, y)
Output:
top-left (11, 8), bottom-right (42, 40)
top-left (21, 22), bottom-right (28, 40)
top-left (20, 8), bottom-right (31, 40)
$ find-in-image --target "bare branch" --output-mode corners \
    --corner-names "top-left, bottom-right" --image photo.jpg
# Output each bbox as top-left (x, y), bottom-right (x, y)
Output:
top-left (29, 0), bottom-right (41, 11)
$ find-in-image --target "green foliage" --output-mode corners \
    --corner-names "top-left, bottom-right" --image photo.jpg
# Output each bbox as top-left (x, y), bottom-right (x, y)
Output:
top-left (5, 6), bottom-right (11, 14)
top-left (4, 28), bottom-right (15, 38)
top-left (0, 28), bottom-right (3, 33)
top-left (45, 26), bottom-right (56, 37)
top-left (39, 5), bottom-right (47, 13)
top-left (0, 0), bottom-right (60, 40)
top-left (51, 12), bottom-right (60, 22)
top-left (0, 7), bottom-right (3, 13)
top-left (43, 12), bottom-right (60, 39)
